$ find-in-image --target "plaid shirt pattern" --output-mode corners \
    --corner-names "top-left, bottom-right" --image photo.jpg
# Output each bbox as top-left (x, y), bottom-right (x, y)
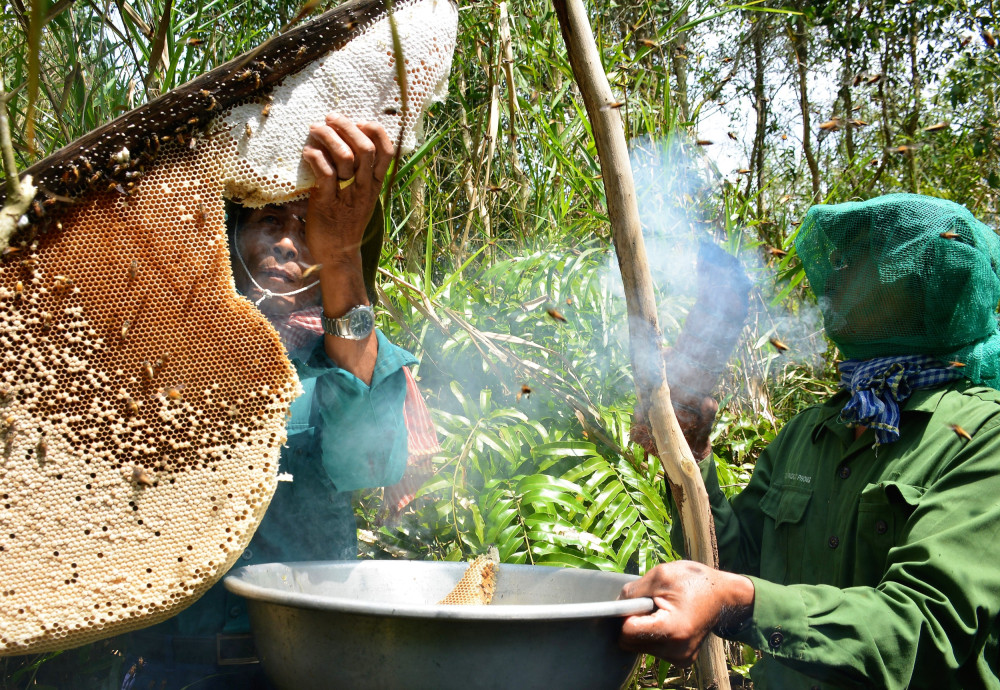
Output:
top-left (272, 306), bottom-right (440, 512)
top-left (838, 355), bottom-right (965, 445)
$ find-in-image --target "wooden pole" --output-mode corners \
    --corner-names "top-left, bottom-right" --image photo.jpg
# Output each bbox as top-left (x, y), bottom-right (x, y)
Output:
top-left (551, 2), bottom-right (730, 688)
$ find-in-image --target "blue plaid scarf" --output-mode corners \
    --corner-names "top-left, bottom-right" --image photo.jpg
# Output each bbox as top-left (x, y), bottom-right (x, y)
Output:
top-left (838, 355), bottom-right (964, 445)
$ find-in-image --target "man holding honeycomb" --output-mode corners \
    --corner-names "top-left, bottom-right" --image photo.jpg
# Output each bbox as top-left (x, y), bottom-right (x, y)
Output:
top-left (112, 114), bottom-right (438, 688)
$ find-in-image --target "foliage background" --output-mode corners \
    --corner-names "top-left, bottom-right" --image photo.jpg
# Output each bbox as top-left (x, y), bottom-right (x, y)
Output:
top-left (0, 0), bottom-right (996, 687)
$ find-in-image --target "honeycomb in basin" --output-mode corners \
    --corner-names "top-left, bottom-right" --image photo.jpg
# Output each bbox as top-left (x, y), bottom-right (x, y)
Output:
top-left (438, 548), bottom-right (500, 606)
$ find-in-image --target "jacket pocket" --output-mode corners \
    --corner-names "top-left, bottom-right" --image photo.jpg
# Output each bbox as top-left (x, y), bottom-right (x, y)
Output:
top-left (854, 481), bottom-right (924, 584)
top-left (759, 483), bottom-right (813, 584)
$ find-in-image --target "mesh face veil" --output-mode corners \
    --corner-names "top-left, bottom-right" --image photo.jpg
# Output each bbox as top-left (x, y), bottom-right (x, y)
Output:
top-left (795, 193), bottom-right (1000, 388)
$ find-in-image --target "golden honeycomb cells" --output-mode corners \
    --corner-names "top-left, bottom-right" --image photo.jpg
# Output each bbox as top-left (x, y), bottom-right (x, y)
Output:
top-left (0, 140), bottom-right (299, 654)
top-left (0, 0), bottom-right (458, 655)
top-left (437, 548), bottom-right (500, 606)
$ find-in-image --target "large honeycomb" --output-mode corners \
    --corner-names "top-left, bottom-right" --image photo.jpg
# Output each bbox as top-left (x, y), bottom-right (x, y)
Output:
top-left (0, 0), bottom-right (457, 655)
top-left (219, 0), bottom-right (457, 205)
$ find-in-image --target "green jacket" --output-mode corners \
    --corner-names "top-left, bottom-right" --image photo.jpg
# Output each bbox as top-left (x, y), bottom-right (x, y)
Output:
top-left (700, 381), bottom-right (1000, 689)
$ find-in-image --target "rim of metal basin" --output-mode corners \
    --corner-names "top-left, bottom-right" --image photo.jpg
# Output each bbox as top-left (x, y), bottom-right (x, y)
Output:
top-left (224, 561), bottom-right (656, 621)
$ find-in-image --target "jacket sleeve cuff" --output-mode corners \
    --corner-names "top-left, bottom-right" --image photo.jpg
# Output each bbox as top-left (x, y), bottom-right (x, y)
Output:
top-left (731, 576), bottom-right (810, 662)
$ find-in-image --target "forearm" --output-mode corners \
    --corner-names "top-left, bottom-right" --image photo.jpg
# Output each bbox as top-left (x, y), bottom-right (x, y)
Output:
top-left (318, 253), bottom-right (377, 383)
top-left (301, 114), bottom-right (393, 385)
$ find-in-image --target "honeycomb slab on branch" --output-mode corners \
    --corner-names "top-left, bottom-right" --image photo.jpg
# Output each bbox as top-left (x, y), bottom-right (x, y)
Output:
top-left (0, 0), bottom-right (458, 655)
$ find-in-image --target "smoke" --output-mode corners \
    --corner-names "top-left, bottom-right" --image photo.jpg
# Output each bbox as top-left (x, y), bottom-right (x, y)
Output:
top-left (605, 134), bottom-right (828, 391)
top-left (605, 135), bottom-right (702, 336)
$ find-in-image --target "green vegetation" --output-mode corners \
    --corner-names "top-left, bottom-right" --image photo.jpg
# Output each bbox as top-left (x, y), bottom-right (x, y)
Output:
top-left (0, 0), bottom-right (996, 687)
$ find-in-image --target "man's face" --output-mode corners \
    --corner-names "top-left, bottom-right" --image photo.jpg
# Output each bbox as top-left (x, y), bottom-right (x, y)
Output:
top-left (820, 236), bottom-right (920, 351)
top-left (233, 200), bottom-right (320, 315)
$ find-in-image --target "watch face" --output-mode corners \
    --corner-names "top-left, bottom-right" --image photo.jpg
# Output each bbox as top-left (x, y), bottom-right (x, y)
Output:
top-left (349, 307), bottom-right (375, 337)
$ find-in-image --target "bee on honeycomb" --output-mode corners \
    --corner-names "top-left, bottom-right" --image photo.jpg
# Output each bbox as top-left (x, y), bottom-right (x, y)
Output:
top-left (0, 0), bottom-right (456, 657)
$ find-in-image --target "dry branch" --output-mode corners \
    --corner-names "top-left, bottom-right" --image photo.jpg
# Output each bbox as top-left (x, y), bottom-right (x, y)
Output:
top-left (552, 1), bottom-right (730, 688)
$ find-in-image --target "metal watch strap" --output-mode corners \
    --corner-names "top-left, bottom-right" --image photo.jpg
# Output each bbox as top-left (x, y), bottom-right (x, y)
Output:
top-left (321, 305), bottom-right (374, 340)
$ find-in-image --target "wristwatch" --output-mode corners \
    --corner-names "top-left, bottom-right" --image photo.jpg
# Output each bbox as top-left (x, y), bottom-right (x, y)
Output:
top-left (321, 305), bottom-right (375, 340)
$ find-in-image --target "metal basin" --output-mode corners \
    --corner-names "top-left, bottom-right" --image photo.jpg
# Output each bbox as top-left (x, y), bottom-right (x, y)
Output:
top-left (224, 560), bottom-right (655, 690)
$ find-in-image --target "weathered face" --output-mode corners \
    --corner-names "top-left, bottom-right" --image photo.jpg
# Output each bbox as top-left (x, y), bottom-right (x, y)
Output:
top-left (233, 200), bottom-right (320, 315)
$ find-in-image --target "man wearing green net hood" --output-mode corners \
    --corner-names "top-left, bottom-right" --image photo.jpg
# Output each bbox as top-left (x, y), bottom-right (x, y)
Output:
top-left (620, 193), bottom-right (1000, 688)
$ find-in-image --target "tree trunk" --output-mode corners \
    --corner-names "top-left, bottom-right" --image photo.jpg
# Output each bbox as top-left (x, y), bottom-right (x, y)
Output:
top-left (862, 41), bottom-right (893, 195)
top-left (750, 17), bottom-right (767, 217)
top-left (552, 3), bottom-right (730, 688)
top-left (838, 0), bottom-right (856, 166)
top-left (671, 4), bottom-right (691, 123)
top-left (405, 166), bottom-right (426, 273)
top-left (498, 1), bottom-right (527, 211)
top-left (790, 6), bottom-right (821, 202)
top-left (904, 4), bottom-right (921, 192)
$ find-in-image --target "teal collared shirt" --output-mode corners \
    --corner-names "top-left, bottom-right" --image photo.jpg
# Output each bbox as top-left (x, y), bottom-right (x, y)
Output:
top-left (289, 330), bottom-right (418, 491)
top-left (695, 381), bottom-right (1000, 688)
top-left (151, 329), bottom-right (416, 637)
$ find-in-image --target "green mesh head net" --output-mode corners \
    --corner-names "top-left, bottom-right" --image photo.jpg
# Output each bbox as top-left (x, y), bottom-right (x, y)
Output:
top-left (795, 193), bottom-right (1000, 388)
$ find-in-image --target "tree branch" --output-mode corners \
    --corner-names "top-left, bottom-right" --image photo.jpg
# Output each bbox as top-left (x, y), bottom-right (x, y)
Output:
top-left (0, 75), bottom-right (36, 247)
top-left (552, 2), bottom-right (730, 688)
